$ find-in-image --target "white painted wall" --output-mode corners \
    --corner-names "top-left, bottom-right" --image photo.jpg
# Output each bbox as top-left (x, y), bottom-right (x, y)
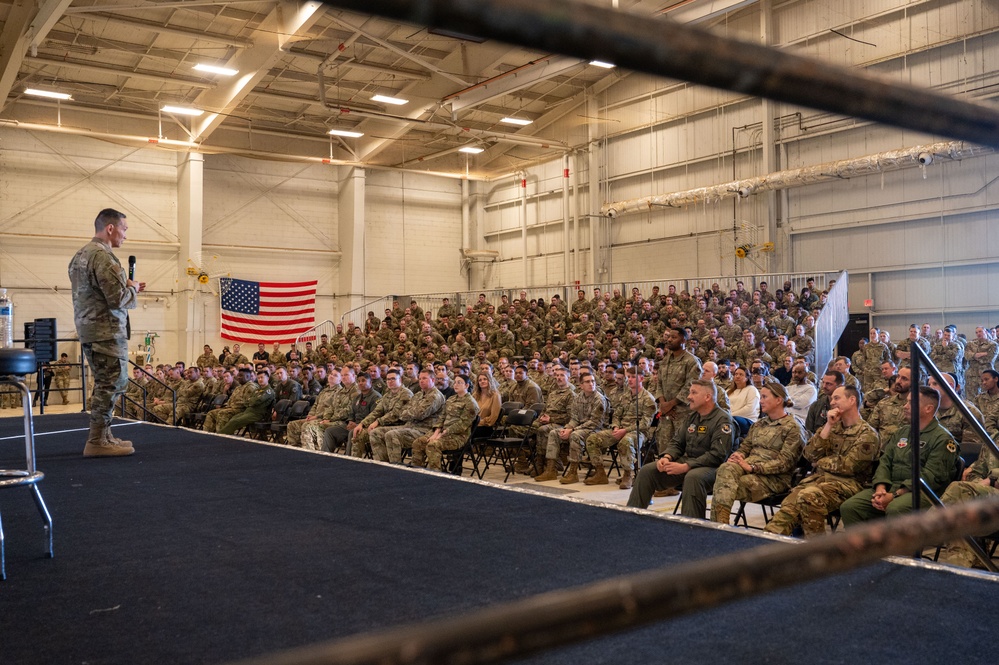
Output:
top-left (476, 0), bottom-right (999, 344)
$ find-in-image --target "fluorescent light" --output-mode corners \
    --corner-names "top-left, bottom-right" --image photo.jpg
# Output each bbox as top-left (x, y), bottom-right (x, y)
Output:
top-left (25, 88), bottom-right (72, 100)
top-left (371, 94), bottom-right (409, 105)
top-left (458, 146), bottom-right (484, 154)
top-left (161, 105), bottom-right (204, 116)
top-left (501, 117), bottom-right (533, 126)
top-left (328, 128), bottom-right (364, 138)
top-left (194, 63), bottom-right (239, 76)
top-left (589, 60), bottom-right (616, 69)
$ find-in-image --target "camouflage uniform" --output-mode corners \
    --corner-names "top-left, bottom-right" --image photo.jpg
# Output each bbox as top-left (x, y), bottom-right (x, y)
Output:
top-left (964, 338), bottom-right (999, 397)
top-left (937, 398), bottom-right (982, 441)
top-left (220, 384), bottom-right (276, 435)
top-left (353, 386), bottom-right (413, 458)
top-left (301, 383), bottom-right (358, 451)
top-left (976, 390), bottom-right (999, 439)
top-left (195, 352), bottom-right (216, 369)
top-left (585, 388), bottom-right (657, 474)
top-left (152, 378), bottom-right (204, 425)
top-left (381, 387), bottom-right (445, 463)
top-left (627, 406), bottom-right (734, 517)
top-left (52, 358), bottom-right (72, 404)
top-left (204, 381), bottom-right (258, 433)
top-left (711, 414), bottom-right (807, 524)
top-left (547, 390), bottom-right (607, 463)
top-left (286, 384), bottom-right (339, 446)
top-left (525, 384), bottom-right (576, 461)
top-left (938, 444), bottom-right (999, 567)
top-left (68, 238), bottom-right (138, 429)
top-left (840, 419), bottom-right (959, 525)
top-left (930, 341), bottom-right (964, 386)
top-left (764, 420), bottom-right (880, 537)
top-left (411, 392), bottom-right (480, 470)
top-left (655, 349), bottom-right (702, 453)
top-left (866, 392), bottom-right (908, 448)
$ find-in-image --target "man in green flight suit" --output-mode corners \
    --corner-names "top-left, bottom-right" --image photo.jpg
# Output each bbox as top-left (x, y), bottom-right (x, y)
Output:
top-left (840, 385), bottom-right (960, 525)
top-left (220, 369), bottom-right (276, 435)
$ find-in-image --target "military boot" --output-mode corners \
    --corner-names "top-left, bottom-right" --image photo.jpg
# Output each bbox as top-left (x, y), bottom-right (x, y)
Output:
top-left (83, 422), bottom-right (134, 457)
top-left (618, 469), bottom-right (634, 490)
top-left (533, 459), bottom-right (558, 482)
top-left (514, 452), bottom-right (533, 474)
top-left (530, 456), bottom-right (545, 478)
top-left (584, 461), bottom-right (609, 485)
top-left (559, 462), bottom-right (579, 484)
top-left (104, 425), bottom-right (133, 449)
top-left (712, 504), bottom-right (732, 525)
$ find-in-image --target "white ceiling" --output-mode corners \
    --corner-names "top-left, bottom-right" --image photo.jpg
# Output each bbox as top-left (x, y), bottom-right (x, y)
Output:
top-left (0, 0), bottom-right (748, 176)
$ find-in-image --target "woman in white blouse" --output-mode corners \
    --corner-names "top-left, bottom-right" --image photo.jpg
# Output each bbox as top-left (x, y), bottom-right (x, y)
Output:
top-left (726, 366), bottom-right (761, 436)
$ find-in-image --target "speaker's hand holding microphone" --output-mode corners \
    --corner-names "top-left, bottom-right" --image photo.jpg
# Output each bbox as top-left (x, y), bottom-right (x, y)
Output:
top-left (127, 255), bottom-right (147, 293)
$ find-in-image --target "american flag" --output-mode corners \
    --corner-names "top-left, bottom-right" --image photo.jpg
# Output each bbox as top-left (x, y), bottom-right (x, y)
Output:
top-left (219, 278), bottom-right (317, 345)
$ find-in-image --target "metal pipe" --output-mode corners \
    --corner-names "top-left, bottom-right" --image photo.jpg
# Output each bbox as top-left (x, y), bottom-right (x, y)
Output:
top-left (231, 497), bottom-right (999, 665)
top-left (520, 173), bottom-right (528, 287)
top-left (318, 0), bottom-right (999, 148)
top-left (601, 140), bottom-right (993, 218)
top-left (562, 153), bottom-right (570, 287)
top-left (572, 151), bottom-right (580, 283)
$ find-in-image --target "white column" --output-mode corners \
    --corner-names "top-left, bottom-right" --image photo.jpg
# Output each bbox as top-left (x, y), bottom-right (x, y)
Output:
top-left (177, 151), bottom-right (204, 364)
top-left (338, 166), bottom-right (366, 323)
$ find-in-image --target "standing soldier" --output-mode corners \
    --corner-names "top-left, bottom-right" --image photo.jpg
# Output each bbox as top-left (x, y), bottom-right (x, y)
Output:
top-left (52, 353), bottom-right (72, 405)
top-left (196, 345), bottom-right (216, 368)
top-left (964, 327), bottom-right (998, 397)
top-left (69, 208), bottom-right (145, 457)
top-left (655, 327), bottom-right (702, 453)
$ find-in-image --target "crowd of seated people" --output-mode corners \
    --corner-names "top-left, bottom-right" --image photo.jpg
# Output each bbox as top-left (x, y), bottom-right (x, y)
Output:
top-left (116, 277), bottom-right (999, 568)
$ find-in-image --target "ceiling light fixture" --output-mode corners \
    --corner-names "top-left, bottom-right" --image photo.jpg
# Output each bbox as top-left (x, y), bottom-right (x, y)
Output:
top-left (459, 146), bottom-right (484, 154)
top-left (501, 117), bottom-right (533, 126)
top-left (194, 63), bottom-right (239, 76)
top-left (371, 94), bottom-right (409, 105)
top-left (328, 128), bottom-right (364, 138)
top-left (25, 88), bottom-right (72, 100)
top-left (161, 105), bottom-right (204, 116)
top-left (589, 60), bottom-right (616, 69)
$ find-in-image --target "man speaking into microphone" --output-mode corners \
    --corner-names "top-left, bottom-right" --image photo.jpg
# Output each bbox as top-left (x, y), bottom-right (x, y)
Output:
top-left (69, 208), bottom-right (146, 457)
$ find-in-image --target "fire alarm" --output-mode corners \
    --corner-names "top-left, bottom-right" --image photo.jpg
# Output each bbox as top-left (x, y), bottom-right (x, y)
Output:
top-left (864, 299), bottom-right (874, 308)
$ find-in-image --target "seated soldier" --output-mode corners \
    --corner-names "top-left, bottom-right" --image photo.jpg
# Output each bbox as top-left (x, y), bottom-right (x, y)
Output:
top-left (764, 386), bottom-right (879, 537)
top-left (583, 367), bottom-right (656, 490)
top-left (936, 440), bottom-right (999, 568)
top-left (711, 382), bottom-right (807, 524)
top-left (627, 380), bottom-right (734, 516)
top-left (220, 369), bottom-right (276, 435)
top-left (410, 375), bottom-right (480, 471)
top-left (543, 371), bottom-right (607, 485)
top-left (840, 386), bottom-right (959, 526)
top-left (352, 369), bottom-right (413, 459)
top-left (379, 369), bottom-right (445, 463)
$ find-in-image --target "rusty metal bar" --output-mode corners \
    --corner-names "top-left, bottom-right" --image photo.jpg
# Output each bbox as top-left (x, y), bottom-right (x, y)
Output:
top-left (318, 0), bottom-right (999, 148)
top-left (230, 497), bottom-right (999, 665)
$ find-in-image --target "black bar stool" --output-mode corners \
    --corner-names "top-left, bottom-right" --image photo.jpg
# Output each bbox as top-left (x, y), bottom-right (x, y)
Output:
top-left (0, 348), bottom-right (54, 580)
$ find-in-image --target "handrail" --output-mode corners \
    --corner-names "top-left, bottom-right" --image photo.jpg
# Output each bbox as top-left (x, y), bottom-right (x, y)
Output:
top-left (340, 296), bottom-right (393, 328)
top-left (121, 360), bottom-right (176, 425)
top-left (910, 342), bottom-right (998, 570)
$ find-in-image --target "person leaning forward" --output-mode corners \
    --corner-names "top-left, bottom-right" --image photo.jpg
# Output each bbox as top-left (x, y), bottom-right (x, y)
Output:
top-left (68, 208), bottom-right (145, 457)
top-left (627, 379), bottom-right (734, 517)
top-left (764, 385), bottom-right (880, 537)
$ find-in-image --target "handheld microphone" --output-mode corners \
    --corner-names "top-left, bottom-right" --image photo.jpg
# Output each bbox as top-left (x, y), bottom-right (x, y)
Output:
top-left (128, 255), bottom-right (136, 280)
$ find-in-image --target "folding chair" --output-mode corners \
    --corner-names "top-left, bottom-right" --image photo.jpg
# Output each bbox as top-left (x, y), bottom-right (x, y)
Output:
top-left (482, 409), bottom-right (537, 482)
top-left (271, 399), bottom-right (311, 443)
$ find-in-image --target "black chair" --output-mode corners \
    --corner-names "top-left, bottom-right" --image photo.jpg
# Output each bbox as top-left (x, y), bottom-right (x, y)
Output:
top-left (192, 393), bottom-right (228, 430)
top-left (470, 402), bottom-right (523, 476)
top-left (482, 409), bottom-right (537, 482)
top-left (250, 399), bottom-right (291, 440)
top-left (271, 399), bottom-right (311, 443)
